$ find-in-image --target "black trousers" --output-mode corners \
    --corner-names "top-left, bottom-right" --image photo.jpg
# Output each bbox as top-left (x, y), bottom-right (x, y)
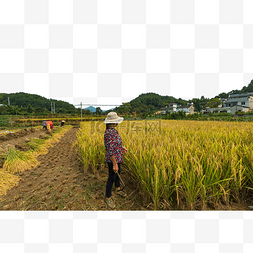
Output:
top-left (106, 162), bottom-right (121, 198)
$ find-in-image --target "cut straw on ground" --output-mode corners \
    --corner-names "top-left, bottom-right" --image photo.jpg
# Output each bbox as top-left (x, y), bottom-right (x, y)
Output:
top-left (0, 125), bottom-right (73, 195)
top-left (0, 170), bottom-right (20, 195)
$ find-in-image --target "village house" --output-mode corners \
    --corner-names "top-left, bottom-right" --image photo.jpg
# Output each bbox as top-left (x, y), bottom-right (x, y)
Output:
top-left (224, 92), bottom-right (253, 109)
top-left (153, 110), bottom-right (162, 115)
top-left (161, 103), bottom-right (177, 114)
top-left (207, 105), bottom-right (249, 114)
top-left (205, 93), bottom-right (252, 114)
top-left (161, 103), bottom-right (195, 115)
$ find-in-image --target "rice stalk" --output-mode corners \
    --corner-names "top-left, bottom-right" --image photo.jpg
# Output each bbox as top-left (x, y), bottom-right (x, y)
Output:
top-left (75, 120), bottom-right (253, 209)
top-left (0, 170), bottom-right (20, 195)
top-left (3, 147), bottom-right (39, 173)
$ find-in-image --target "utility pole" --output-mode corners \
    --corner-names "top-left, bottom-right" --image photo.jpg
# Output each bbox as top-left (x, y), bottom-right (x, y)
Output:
top-left (81, 102), bottom-right (82, 122)
top-left (8, 97), bottom-right (10, 106)
top-left (54, 102), bottom-right (55, 113)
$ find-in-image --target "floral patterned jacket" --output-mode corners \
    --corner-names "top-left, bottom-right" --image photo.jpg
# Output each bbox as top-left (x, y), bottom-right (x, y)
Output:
top-left (104, 127), bottom-right (123, 163)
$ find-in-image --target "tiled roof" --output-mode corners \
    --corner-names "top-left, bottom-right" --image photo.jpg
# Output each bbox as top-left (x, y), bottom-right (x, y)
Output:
top-left (230, 105), bottom-right (250, 108)
top-left (225, 97), bottom-right (249, 103)
top-left (209, 105), bottom-right (250, 110)
top-left (230, 92), bottom-right (253, 98)
top-left (209, 107), bottom-right (230, 110)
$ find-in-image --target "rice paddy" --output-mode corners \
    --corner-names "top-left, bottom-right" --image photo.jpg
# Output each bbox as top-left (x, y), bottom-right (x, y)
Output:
top-left (75, 120), bottom-right (253, 210)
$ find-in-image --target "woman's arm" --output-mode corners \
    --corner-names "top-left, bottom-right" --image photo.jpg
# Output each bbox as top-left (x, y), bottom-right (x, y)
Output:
top-left (110, 155), bottom-right (118, 172)
top-left (123, 146), bottom-right (128, 153)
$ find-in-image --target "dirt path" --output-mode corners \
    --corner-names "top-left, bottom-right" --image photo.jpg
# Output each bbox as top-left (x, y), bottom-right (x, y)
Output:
top-left (0, 127), bottom-right (145, 210)
top-left (0, 128), bottom-right (48, 168)
top-left (0, 128), bottom-right (45, 152)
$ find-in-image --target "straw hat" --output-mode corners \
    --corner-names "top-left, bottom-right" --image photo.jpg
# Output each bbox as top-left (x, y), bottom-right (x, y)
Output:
top-left (104, 112), bottom-right (123, 124)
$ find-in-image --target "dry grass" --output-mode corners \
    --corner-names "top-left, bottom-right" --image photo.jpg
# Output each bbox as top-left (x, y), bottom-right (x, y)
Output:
top-left (0, 125), bottom-right (73, 194)
top-left (0, 170), bottom-right (20, 195)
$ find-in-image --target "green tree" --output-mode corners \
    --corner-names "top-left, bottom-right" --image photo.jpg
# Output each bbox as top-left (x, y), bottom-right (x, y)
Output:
top-left (12, 105), bottom-right (19, 115)
top-left (57, 108), bottom-right (66, 114)
top-left (216, 92), bottom-right (228, 99)
top-left (27, 104), bottom-right (34, 113)
top-left (205, 98), bottom-right (221, 108)
top-left (191, 99), bottom-right (201, 112)
top-left (121, 102), bottom-right (131, 115)
top-left (95, 107), bottom-right (102, 115)
top-left (0, 105), bottom-right (7, 115)
top-left (83, 109), bottom-right (91, 115)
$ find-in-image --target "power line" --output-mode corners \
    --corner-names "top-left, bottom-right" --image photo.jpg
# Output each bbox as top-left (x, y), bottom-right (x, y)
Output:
top-left (74, 104), bottom-right (121, 107)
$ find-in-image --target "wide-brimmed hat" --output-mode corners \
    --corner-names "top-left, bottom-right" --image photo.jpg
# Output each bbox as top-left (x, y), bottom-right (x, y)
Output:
top-left (104, 112), bottom-right (123, 124)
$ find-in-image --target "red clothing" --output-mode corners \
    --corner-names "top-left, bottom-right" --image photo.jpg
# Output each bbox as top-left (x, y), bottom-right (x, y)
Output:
top-left (104, 127), bottom-right (123, 163)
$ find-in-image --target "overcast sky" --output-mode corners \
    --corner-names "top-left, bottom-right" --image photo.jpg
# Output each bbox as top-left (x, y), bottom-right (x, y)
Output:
top-left (0, 1), bottom-right (252, 110)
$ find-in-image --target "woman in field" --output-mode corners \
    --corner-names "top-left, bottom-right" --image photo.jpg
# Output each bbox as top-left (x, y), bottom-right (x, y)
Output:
top-left (104, 112), bottom-right (128, 209)
top-left (42, 120), bottom-right (47, 130)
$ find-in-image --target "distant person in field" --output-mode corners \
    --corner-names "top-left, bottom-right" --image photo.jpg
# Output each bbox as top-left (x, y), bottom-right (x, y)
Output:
top-left (42, 120), bottom-right (47, 130)
top-left (50, 123), bottom-right (54, 130)
top-left (104, 112), bottom-right (128, 209)
top-left (60, 120), bottom-right (65, 127)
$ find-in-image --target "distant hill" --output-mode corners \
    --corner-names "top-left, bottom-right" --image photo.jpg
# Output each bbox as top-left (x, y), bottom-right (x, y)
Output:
top-left (0, 92), bottom-right (75, 111)
top-left (114, 79), bottom-right (253, 114)
top-left (84, 106), bottom-right (114, 113)
top-left (114, 92), bottom-right (188, 115)
top-left (216, 79), bottom-right (253, 98)
top-left (84, 106), bottom-right (96, 113)
top-left (1, 79), bottom-right (253, 116)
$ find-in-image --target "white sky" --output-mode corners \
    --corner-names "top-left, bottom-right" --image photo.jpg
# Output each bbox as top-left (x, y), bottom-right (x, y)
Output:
top-left (1, 1), bottom-right (253, 111)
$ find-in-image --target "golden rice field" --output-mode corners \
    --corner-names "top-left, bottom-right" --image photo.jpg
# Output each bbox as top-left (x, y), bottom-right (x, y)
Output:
top-left (75, 120), bottom-right (253, 210)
